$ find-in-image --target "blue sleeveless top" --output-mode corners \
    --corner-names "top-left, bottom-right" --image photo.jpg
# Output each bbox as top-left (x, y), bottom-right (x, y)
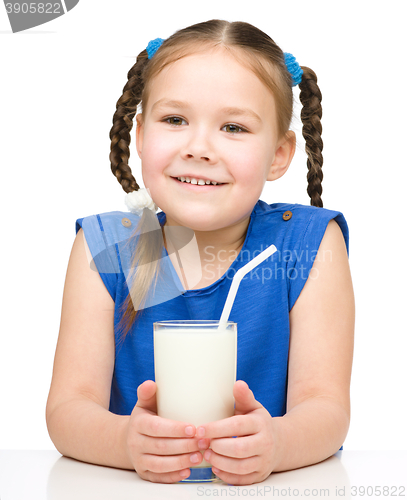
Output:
top-left (76, 200), bottom-right (349, 418)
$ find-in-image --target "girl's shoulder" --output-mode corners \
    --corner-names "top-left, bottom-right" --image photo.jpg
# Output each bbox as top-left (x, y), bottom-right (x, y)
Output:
top-left (76, 211), bottom-right (142, 239)
top-left (251, 201), bottom-right (349, 312)
top-left (254, 199), bottom-right (346, 222)
top-left (75, 211), bottom-right (143, 279)
top-left (252, 200), bottom-right (349, 255)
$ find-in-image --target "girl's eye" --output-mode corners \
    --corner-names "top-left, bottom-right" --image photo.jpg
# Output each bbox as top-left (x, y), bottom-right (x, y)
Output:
top-left (165, 116), bottom-right (186, 126)
top-left (222, 124), bottom-right (246, 134)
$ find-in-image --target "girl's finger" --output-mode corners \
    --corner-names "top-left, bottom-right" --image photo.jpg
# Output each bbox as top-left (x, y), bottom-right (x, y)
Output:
top-left (210, 434), bottom-right (261, 459)
top-left (233, 380), bottom-right (263, 415)
top-left (139, 435), bottom-right (202, 456)
top-left (139, 467), bottom-right (192, 484)
top-left (135, 380), bottom-right (157, 413)
top-left (211, 467), bottom-right (262, 486)
top-left (136, 413), bottom-right (196, 438)
top-left (142, 450), bottom-right (203, 474)
top-left (204, 448), bottom-right (258, 475)
top-left (197, 413), bottom-right (261, 439)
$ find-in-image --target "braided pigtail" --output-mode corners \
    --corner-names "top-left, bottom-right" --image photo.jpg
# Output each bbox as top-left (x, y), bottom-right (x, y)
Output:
top-left (109, 49), bottom-right (164, 340)
top-left (109, 50), bottom-right (149, 193)
top-left (298, 67), bottom-right (323, 208)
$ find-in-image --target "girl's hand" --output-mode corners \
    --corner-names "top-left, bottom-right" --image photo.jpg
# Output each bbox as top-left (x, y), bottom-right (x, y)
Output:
top-left (126, 380), bottom-right (205, 483)
top-left (197, 381), bottom-right (280, 485)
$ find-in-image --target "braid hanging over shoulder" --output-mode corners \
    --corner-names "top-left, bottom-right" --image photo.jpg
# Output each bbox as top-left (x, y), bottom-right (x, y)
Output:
top-left (109, 51), bottom-right (149, 193)
top-left (298, 67), bottom-right (323, 208)
top-left (109, 49), bottom-right (164, 339)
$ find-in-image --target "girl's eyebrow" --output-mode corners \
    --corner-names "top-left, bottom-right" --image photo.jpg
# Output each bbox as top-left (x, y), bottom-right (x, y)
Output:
top-left (151, 99), bottom-right (262, 123)
top-left (151, 99), bottom-right (188, 112)
top-left (220, 107), bottom-right (262, 123)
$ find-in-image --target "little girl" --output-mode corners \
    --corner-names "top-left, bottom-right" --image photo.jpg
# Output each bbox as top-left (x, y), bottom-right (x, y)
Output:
top-left (46, 20), bottom-right (354, 485)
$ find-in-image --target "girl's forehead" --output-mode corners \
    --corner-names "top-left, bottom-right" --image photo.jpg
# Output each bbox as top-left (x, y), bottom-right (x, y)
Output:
top-left (146, 48), bottom-right (276, 109)
top-left (155, 47), bottom-right (262, 81)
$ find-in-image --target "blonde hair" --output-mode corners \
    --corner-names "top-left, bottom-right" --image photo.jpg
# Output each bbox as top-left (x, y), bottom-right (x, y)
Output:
top-left (109, 20), bottom-right (323, 338)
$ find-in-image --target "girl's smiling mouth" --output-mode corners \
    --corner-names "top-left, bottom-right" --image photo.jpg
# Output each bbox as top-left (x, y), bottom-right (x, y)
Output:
top-left (171, 176), bottom-right (227, 186)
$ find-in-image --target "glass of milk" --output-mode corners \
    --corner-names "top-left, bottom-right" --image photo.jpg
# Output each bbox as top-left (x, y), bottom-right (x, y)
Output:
top-left (153, 320), bottom-right (237, 482)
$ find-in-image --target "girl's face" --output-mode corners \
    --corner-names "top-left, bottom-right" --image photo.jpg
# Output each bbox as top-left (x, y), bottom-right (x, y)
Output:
top-left (136, 48), bottom-right (294, 232)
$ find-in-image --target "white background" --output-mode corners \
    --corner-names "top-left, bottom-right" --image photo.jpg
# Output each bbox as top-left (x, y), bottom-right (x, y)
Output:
top-left (1, 0), bottom-right (406, 452)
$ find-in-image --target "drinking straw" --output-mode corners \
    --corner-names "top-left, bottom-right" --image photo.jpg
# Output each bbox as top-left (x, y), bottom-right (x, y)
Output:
top-left (219, 244), bottom-right (277, 328)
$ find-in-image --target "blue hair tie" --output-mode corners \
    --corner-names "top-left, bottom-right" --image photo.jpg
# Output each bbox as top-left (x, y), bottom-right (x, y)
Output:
top-left (284, 53), bottom-right (303, 86)
top-left (146, 40), bottom-right (302, 87)
top-left (146, 38), bottom-right (165, 59)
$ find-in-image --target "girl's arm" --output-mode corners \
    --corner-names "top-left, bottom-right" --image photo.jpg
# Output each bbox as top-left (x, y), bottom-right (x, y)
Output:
top-left (46, 228), bottom-right (131, 468)
top-left (46, 230), bottom-right (201, 482)
top-left (198, 219), bottom-right (355, 484)
top-left (272, 218), bottom-right (355, 470)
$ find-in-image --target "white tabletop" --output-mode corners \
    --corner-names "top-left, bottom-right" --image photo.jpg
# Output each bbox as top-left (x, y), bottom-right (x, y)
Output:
top-left (0, 450), bottom-right (406, 500)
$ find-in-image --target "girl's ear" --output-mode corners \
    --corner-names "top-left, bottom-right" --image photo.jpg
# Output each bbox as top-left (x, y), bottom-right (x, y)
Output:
top-left (267, 131), bottom-right (296, 181)
top-left (136, 114), bottom-right (144, 159)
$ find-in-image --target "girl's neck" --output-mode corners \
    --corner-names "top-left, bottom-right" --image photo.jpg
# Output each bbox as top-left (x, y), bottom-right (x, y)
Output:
top-left (163, 215), bottom-right (250, 254)
top-left (162, 216), bottom-right (250, 290)
top-left (195, 217), bottom-right (249, 256)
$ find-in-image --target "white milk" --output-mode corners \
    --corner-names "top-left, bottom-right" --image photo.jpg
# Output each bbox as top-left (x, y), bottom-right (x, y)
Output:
top-left (154, 325), bottom-right (237, 468)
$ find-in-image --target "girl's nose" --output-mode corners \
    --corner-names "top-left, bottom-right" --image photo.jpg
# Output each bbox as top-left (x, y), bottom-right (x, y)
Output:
top-left (185, 153), bottom-right (210, 161)
top-left (181, 130), bottom-right (217, 163)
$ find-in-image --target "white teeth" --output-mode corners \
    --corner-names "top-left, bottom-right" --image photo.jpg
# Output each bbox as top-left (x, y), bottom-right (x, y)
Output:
top-left (176, 176), bottom-right (222, 185)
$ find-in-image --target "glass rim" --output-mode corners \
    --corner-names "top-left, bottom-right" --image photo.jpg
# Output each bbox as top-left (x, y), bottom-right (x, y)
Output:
top-left (154, 320), bottom-right (236, 327)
